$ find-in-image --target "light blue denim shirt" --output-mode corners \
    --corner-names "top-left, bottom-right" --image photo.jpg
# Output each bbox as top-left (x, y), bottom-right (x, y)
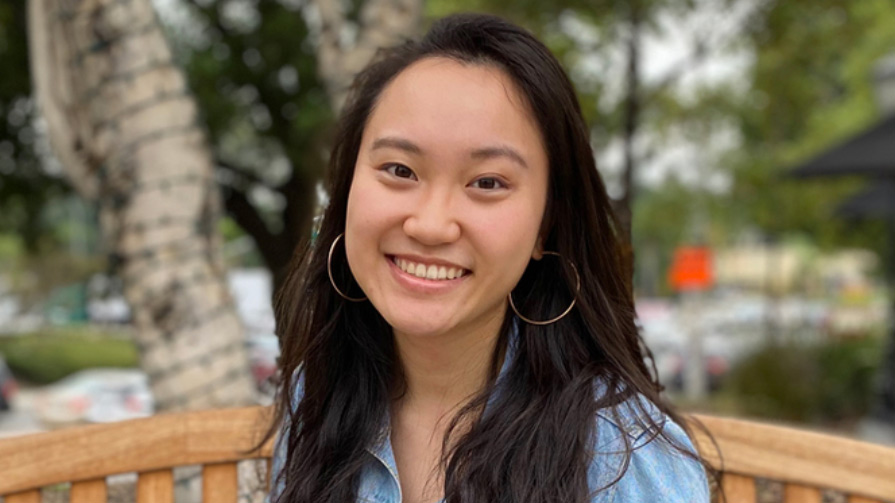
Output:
top-left (270, 329), bottom-right (710, 503)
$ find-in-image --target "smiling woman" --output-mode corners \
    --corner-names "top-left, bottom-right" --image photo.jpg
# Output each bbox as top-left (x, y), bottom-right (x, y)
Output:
top-left (264, 13), bottom-right (711, 503)
top-left (346, 57), bottom-right (548, 343)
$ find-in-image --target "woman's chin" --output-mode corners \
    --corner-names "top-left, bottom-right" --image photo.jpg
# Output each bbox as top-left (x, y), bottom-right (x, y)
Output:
top-left (387, 318), bottom-right (454, 339)
top-left (372, 297), bottom-right (460, 339)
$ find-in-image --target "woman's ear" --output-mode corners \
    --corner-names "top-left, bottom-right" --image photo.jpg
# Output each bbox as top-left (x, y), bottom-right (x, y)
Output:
top-left (531, 236), bottom-right (544, 260)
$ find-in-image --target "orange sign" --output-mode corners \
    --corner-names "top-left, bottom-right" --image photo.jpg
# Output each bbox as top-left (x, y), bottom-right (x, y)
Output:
top-left (668, 246), bottom-right (713, 292)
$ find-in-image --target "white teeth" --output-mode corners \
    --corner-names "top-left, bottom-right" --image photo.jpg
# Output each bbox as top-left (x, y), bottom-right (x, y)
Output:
top-left (392, 257), bottom-right (467, 281)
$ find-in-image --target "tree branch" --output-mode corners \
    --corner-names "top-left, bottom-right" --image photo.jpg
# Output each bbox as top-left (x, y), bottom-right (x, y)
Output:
top-left (218, 167), bottom-right (281, 270)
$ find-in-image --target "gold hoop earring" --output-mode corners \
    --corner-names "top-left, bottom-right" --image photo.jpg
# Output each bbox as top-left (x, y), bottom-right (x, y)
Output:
top-left (327, 233), bottom-right (367, 302)
top-left (508, 251), bottom-right (580, 325)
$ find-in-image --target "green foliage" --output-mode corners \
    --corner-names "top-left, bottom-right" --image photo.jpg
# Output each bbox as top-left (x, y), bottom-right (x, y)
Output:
top-left (727, 0), bottom-right (895, 251)
top-left (219, 216), bottom-right (247, 242)
top-left (178, 0), bottom-right (332, 163)
top-left (172, 0), bottom-right (332, 231)
top-left (0, 233), bottom-right (23, 265)
top-left (630, 0), bottom-right (895, 293)
top-left (720, 335), bottom-right (883, 424)
top-left (0, 328), bottom-right (139, 384)
top-left (0, 1), bottom-right (72, 253)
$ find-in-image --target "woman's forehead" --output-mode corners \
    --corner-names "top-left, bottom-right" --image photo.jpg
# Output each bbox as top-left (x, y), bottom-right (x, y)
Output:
top-left (360, 57), bottom-right (547, 165)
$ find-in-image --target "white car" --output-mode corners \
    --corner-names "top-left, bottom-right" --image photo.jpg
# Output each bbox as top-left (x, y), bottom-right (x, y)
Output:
top-left (35, 368), bottom-right (153, 426)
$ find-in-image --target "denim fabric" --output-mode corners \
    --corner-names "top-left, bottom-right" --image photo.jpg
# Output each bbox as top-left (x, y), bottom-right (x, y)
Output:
top-left (269, 330), bottom-right (710, 503)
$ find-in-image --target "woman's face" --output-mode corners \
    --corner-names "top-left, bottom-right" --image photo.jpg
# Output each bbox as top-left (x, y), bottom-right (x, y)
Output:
top-left (344, 57), bottom-right (549, 339)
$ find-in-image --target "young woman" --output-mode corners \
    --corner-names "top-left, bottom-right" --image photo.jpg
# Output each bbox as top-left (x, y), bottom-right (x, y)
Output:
top-left (266, 13), bottom-right (711, 503)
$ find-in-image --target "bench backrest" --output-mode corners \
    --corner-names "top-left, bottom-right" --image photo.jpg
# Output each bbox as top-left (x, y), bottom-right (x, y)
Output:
top-left (692, 415), bottom-right (895, 503)
top-left (1, 408), bottom-right (893, 502)
top-left (0, 406), bottom-right (275, 502)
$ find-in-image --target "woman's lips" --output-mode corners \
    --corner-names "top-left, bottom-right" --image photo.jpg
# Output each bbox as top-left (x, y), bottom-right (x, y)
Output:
top-left (389, 255), bottom-right (470, 281)
top-left (386, 255), bottom-right (470, 294)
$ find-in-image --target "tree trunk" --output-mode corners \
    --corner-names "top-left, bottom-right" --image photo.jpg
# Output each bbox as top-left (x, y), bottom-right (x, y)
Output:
top-left (310, 0), bottom-right (423, 112)
top-left (617, 1), bottom-right (642, 295)
top-left (27, 0), bottom-right (255, 412)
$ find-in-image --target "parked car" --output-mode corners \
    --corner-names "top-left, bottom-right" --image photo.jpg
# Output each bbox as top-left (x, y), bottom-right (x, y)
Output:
top-left (34, 368), bottom-right (153, 426)
top-left (0, 354), bottom-right (18, 412)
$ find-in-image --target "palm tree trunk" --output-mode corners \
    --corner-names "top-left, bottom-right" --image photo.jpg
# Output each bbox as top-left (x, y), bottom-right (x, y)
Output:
top-left (27, 0), bottom-right (255, 412)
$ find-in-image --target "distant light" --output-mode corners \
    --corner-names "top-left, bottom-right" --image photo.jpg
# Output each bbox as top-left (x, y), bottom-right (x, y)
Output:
top-left (873, 53), bottom-right (895, 115)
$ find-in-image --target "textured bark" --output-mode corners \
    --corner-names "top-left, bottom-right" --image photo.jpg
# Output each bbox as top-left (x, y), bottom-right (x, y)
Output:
top-left (28, 0), bottom-right (255, 411)
top-left (309, 0), bottom-right (423, 111)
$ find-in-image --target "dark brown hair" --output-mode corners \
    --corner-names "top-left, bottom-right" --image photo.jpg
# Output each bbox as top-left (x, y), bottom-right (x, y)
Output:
top-left (261, 12), bottom-right (711, 503)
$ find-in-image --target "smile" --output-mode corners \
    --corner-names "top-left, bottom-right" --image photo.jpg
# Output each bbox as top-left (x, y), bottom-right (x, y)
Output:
top-left (389, 256), bottom-right (470, 281)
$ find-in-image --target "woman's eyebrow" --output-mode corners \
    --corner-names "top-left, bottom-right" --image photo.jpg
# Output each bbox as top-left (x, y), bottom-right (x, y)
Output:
top-left (470, 145), bottom-right (528, 169)
top-left (370, 136), bottom-right (528, 169)
top-left (371, 136), bottom-right (423, 154)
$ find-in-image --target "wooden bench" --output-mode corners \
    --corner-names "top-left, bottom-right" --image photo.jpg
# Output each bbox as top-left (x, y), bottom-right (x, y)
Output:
top-left (692, 415), bottom-right (895, 503)
top-left (1, 407), bottom-right (893, 502)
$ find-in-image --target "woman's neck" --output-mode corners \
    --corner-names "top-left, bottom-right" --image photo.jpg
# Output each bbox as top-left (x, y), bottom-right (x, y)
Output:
top-left (392, 311), bottom-right (505, 415)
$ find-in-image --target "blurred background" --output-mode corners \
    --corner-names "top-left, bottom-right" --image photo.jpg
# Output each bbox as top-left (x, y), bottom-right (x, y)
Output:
top-left (1, 0), bottom-right (894, 456)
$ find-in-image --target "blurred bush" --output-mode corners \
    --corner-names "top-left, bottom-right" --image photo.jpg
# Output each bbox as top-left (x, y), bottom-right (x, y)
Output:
top-left (720, 335), bottom-right (883, 424)
top-left (2, 251), bottom-right (103, 312)
top-left (0, 327), bottom-right (138, 384)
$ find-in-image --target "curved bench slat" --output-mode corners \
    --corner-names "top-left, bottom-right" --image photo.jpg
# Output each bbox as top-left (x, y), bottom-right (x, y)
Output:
top-left (2, 408), bottom-right (894, 501)
top-left (71, 478), bottom-right (108, 503)
top-left (0, 406), bottom-right (275, 494)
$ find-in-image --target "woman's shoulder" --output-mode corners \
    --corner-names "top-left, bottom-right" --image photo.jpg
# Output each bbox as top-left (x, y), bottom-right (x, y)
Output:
top-left (588, 390), bottom-right (711, 503)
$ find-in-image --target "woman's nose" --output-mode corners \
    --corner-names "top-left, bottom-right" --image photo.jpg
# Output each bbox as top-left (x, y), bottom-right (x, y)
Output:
top-left (402, 190), bottom-right (461, 245)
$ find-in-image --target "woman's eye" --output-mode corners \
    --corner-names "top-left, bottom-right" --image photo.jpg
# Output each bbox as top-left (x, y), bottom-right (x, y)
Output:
top-left (384, 164), bottom-right (416, 180)
top-left (471, 177), bottom-right (506, 190)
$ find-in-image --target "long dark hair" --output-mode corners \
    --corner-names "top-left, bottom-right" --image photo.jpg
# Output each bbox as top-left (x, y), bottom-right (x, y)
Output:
top-left (261, 12), bottom-right (709, 503)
